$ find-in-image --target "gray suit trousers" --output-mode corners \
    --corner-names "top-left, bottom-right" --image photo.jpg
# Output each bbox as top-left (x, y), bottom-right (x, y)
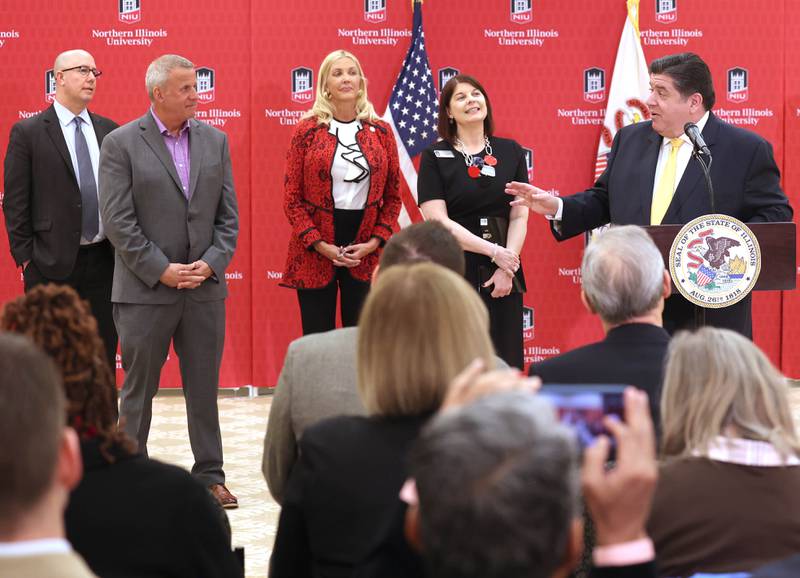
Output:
top-left (115, 296), bottom-right (225, 485)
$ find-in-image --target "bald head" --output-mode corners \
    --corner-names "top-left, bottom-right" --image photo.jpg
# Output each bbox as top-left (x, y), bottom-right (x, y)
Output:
top-left (53, 49), bottom-right (98, 114)
top-left (54, 49), bottom-right (93, 73)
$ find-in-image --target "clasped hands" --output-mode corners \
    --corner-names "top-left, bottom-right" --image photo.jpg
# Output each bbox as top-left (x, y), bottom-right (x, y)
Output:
top-left (484, 246), bottom-right (519, 299)
top-left (315, 238), bottom-right (380, 268)
top-left (160, 260), bottom-right (213, 289)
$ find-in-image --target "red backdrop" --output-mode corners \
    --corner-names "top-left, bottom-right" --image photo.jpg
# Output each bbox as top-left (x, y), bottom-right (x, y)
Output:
top-left (1, 0), bottom-right (797, 386)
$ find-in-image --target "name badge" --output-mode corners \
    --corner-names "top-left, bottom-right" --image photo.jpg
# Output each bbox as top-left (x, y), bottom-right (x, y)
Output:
top-left (433, 150), bottom-right (455, 158)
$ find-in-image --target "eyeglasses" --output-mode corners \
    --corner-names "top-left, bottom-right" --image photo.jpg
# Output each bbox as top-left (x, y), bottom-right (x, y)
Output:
top-left (59, 66), bottom-right (102, 78)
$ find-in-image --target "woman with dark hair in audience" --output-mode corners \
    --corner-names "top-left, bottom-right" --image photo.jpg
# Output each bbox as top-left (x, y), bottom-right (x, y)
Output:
top-left (648, 327), bottom-right (800, 577)
top-left (418, 74), bottom-right (529, 368)
top-left (0, 284), bottom-right (242, 578)
top-left (269, 262), bottom-right (497, 577)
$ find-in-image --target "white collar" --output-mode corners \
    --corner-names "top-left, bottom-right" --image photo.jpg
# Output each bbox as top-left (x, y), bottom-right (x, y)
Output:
top-left (53, 98), bottom-right (90, 128)
top-left (0, 538), bottom-right (71, 558)
top-left (692, 435), bottom-right (800, 467)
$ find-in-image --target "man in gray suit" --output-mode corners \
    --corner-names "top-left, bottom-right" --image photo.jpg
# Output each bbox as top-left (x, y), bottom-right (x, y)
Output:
top-left (263, 221), bottom-right (468, 503)
top-left (99, 54), bottom-right (239, 508)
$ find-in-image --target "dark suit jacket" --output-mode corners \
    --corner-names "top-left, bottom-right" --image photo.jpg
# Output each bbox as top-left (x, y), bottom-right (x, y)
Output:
top-left (553, 112), bottom-right (792, 336)
top-left (65, 439), bottom-right (242, 578)
top-left (528, 323), bottom-right (670, 428)
top-left (270, 413), bottom-right (430, 578)
top-left (3, 105), bottom-right (118, 279)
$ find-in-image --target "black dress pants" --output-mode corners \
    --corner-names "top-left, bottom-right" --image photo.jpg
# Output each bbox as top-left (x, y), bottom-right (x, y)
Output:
top-left (23, 240), bottom-right (118, 374)
top-left (296, 209), bottom-right (370, 335)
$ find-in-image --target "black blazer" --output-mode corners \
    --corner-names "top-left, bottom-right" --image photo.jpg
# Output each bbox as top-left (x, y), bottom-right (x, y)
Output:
top-left (552, 112), bottom-right (792, 337)
top-left (270, 413), bottom-right (430, 578)
top-left (3, 104), bottom-right (118, 279)
top-left (65, 440), bottom-right (242, 578)
top-left (528, 323), bottom-right (670, 428)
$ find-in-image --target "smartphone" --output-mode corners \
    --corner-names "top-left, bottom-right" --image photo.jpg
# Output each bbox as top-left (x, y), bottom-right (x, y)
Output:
top-left (539, 384), bottom-right (626, 453)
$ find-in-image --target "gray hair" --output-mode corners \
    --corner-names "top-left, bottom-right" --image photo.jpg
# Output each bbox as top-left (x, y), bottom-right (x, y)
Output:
top-left (145, 54), bottom-right (194, 101)
top-left (410, 392), bottom-right (580, 578)
top-left (582, 225), bottom-right (665, 324)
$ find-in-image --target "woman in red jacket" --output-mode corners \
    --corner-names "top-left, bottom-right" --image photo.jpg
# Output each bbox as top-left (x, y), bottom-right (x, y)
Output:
top-left (282, 49), bottom-right (401, 334)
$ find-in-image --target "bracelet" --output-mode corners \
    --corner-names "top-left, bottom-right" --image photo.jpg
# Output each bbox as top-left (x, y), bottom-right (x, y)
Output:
top-left (490, 243), bottom-right (499, 264)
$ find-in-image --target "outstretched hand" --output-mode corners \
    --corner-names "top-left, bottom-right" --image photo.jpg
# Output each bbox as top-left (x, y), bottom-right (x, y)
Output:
top-left (505, 181), bottom-right (560, 216)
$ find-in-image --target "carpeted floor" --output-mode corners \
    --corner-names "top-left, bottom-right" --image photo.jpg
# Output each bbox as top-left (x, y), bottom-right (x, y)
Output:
top-left (148, 394), bottom-right (275, 578)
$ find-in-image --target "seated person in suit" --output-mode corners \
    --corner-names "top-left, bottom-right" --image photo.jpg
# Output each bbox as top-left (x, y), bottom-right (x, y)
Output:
top-left (263, 220), bottom-right (467, 504)
top-left (648, 327), bottom-right (800, 577)
top-left (1, 285), bottom-right (242, 578)
top-left (0, 333), bottom-right (95, 578)
top-left (404, 387), bottom-right (658, 578)
top-left (269, 262), bottom-right (499, 577)
top-left (529, 225), bottom-right (671, 428)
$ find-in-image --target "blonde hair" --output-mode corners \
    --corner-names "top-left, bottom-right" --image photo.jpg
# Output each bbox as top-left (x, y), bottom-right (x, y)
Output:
top-left (357, 263), bottom-right (495, 417)
top-left (305, 49), bottom-right (379, 125)
top-left (660, 327), bottom-right (800, 460)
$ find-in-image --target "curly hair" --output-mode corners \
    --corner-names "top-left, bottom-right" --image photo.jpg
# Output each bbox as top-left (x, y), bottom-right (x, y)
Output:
top-left (1, 284), bottom-right (134, 461)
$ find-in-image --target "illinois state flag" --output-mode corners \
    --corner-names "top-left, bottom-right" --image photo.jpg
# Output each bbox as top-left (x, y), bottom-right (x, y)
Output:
top-left (594, 0), bottom-right (651, 180)
top-left (382, 0), bottom-right (439, 227)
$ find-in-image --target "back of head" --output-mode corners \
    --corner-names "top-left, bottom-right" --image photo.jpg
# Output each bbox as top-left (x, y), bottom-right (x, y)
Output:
top-left (649, 52), bottom-right (715, 110)
top-left (410, 391), bottom-right (580, 578)
top-left (358, 262), bottom-right (494, 417)
top-left (1, 285), bottom-right (125, 454)
top-left (380, 220), bottom-right (465, 276)
top-left (0, 333), bottom-right (65, 535)
top-left (581, 225), bottom-right (665, 325)
top-left (660, 327), bottom-right (799, 459)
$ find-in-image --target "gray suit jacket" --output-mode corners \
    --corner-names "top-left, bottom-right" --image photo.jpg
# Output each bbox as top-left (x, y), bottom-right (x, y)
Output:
top-left (261, 327), bottom-right (508, 504)
top-left (263, 327), bottom-right (365, 504)
top-left (99, 112), bottom-right (238, 304)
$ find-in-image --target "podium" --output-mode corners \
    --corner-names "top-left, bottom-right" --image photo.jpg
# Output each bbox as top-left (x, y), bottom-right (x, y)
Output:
top-left (644, 222), bottom-right (797, 294)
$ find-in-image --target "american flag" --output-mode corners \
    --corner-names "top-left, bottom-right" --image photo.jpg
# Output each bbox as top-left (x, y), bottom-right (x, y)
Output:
top-left (696, 264), bottom-right (717, 287)
top-left (382, 0), bottom-right (439, 227)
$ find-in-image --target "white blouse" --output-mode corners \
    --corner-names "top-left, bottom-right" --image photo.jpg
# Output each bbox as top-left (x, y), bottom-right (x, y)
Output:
top-left (328, 118), bottom-right (371, 210)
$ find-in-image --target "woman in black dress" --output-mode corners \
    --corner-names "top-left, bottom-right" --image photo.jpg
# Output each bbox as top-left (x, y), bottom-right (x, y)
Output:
top-left (418, 74), bottom-right (529, 368)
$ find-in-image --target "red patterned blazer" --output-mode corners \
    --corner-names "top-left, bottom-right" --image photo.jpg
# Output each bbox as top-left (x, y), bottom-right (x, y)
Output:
top-left (281, 116), bottom-right (401, 289)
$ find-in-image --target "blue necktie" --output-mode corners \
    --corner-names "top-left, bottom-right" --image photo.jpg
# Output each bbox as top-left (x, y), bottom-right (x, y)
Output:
top-left (74, 117), bottom-right (99, 241)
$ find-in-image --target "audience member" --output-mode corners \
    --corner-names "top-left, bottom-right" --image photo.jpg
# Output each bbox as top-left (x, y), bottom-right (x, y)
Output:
top-left (1, 285), bottom-right (243, 578)
top-left (528, 225), bottom-right (671, 427)
top-left (262, 220), bottom-right (469, 504)
top-left (269, 262), bottom-right (502, 577)
top-left (404, 387), bottom-right (658, 578)
top-left (648, 327), bottom-right (800, 577)
top-left (0, 333), bottom-right (95, 578)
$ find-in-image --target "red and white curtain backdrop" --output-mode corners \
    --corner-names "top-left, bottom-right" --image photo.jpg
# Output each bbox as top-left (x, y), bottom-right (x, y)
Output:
top-left (0, 0), bottom-right (796, 386)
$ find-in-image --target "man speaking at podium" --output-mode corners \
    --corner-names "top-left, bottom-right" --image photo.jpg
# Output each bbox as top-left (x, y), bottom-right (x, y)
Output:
top-left (506, 52), bottom-right (792, 338)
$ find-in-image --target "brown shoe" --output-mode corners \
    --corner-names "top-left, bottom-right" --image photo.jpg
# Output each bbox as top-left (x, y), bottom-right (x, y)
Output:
top-left (209, 483), bottom-right (238, 509)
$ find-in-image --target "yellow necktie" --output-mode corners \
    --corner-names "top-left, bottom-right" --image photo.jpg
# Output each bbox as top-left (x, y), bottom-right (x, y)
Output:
top-left (651, 138), bottom-right (684, 225)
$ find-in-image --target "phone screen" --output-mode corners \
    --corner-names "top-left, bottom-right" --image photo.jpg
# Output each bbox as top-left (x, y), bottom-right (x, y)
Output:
top-left (539, 385), bottom-right (626, 451)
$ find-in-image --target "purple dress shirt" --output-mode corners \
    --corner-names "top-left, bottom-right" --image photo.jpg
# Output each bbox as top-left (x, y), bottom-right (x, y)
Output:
top-left (150, 109), bottom-right (191, 198)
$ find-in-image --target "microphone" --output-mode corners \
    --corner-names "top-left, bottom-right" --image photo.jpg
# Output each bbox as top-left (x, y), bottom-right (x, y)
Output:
top-left (683, 122), bottom-right (711, 156)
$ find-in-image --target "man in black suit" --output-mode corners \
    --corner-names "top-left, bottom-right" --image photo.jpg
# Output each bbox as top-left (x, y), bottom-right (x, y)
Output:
top-left (529, 226), bottom-right (670, 428)
top-left (507, 52), bottom-right (792, 338)
top-left (4, 49), bottom-right (118, 371)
